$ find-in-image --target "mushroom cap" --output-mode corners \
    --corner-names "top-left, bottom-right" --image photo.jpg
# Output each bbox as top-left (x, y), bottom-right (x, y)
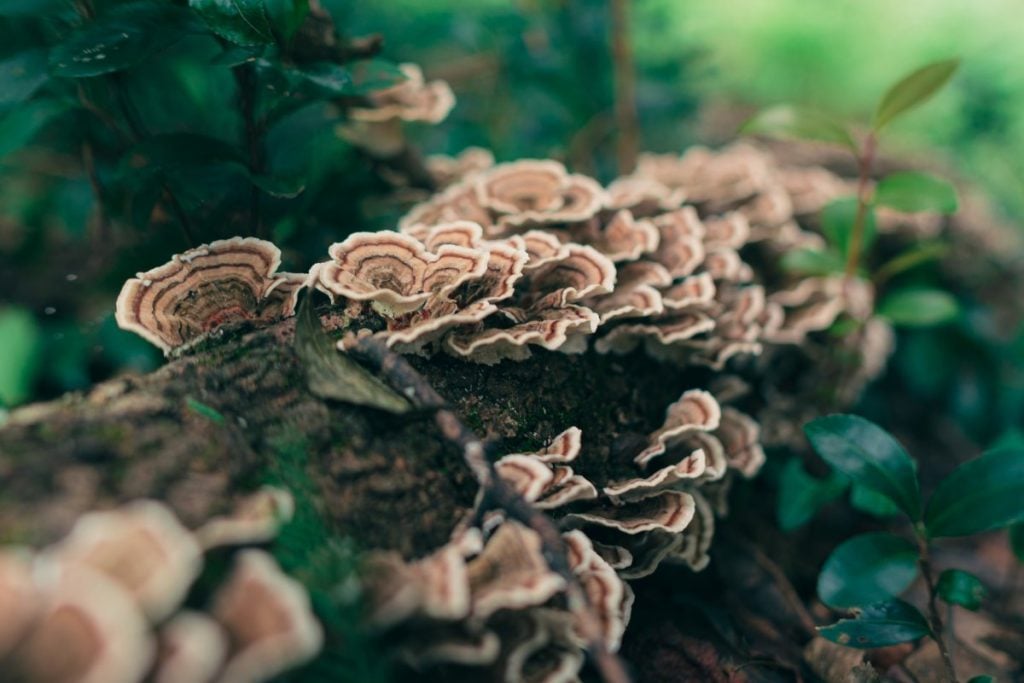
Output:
top-left (427, 147), bottom-right (496, 187)
top-left (603, 449), bottom-right (707, 502)
top-left (212, 550), bottom-right (323, 683)
top-left (716, 408), bottom-right (766, 478)
top-left (445, 304), bottom-right (599, 364)
top-left (635, 389), bottom-right (722, 466)
top-left (477, 160), bottom-right (570, 217)
top-left (467, 522), bottom-right (566, 621)
top-left (316, 231), bottom-right (488, 314)
top-left (115, 238), bottom-right (301, 354)
top-left (564, 490), bottom-right (697, 535)
top-left (563, 531), bottom-right (633, 652)
top-left (350, 63), bottom-right (455, 124)
top-left (586, 210), bottom-right (661, 262)
top-left (152, 611), bottom-right (228, 683)
top-left (651, 208), bottom-right (707, 278)
top-left (46, 499), bottom-right (202, 622)
top-left (12, 560), bottom-right (154, 683)
top-left (0, 548), bottom-right (40, 660)
top-left (194, 486), bottom-right (295, 551)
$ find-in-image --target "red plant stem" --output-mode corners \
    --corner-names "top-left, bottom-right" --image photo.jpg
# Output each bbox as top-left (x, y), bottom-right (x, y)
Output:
top-left (845, 132), bottom-right (877, 276)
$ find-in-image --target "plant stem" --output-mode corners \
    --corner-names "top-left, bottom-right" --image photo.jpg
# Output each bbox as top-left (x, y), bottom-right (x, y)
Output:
top-left (845, 132), bottom-right (877, 276)
top-left (916, 532), bottom-right (958, 683)
top-left (234, 63), bottom-right (265, 238)
top-left (609, 0), bottom-right (638, 175)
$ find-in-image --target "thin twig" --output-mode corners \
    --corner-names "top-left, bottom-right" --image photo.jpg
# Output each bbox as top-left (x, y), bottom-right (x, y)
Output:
top-left (917, 535), bottom-right (958, 682)
top-left (80, 140), bottom-right (112, 271)
top-left (845, 132), bottom-right (876, 276)
top-left (349, 337), bottom-right (632, 683)
top-left (609, 0), bottom-right (639, 175)
top-left (234, 63), bottom-right (265, 237)
top-left (111, 74), bottom-right (197, 247)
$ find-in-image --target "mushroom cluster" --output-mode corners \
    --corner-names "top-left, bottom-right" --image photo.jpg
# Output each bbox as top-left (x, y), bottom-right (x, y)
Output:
top-left (358, 389), bottom-right (763, 681)
top-left (115, 238), bottom-right (305, 356)
top-left (0, 492), bottom-right (322, 683)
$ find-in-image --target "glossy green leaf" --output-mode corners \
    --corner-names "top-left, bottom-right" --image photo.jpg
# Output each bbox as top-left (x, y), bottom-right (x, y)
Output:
top-left (924, 446), bottom-right (1024, 537)
top-left (211, 44), bottom-right (265, 67)
top-left (741, 105), bottom-right (856, 151)
top-left (126, 133), bottom-right (305, 199)
top-left (878, 288), bottom-right (959, 327)
top-left (346, 58), bottom-right (408, 95)
top-left (873, 241), bottom-right (949, 283)
top-left (50, 3), bottom-right (196, 78)
top-left (780, 247), bottom-right (846, 276)
top-left (821, 197), bottom-right (877, 260)
top-left (875, 172), bottom-right (958, 214)
top-left (0, 48), bottom-right (49, 107)
top-left (189, 0), bottom-right (274, 46)
top-left (874, 58), bottom-right (960, 131)
top-left (294, 294), bottom-right (410, 414)
top-left (817, 532), bottom-right (919, 608)
top-left (1011, 524), bottom-right (1024, 563)
top-left (850, 483), bottom-right (903, 518)
top-left (966, 676), bottom-right (995, 683)
top-left (819, 599), bottom-right (931, 649)
top-left (265, 0), bottom-right (310, 39)
top-left (777, 458), bottom-right (849, 530)
top-left (0, 307), bottom-right (41, 407)
top-left (804, 414), bottom-right (922, 520)
top-left (937, 569), bottom-right (986, 610)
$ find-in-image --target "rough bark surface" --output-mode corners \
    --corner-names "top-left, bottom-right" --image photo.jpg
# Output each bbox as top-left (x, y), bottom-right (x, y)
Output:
top-left (0, 311), bottom-right (710, 557)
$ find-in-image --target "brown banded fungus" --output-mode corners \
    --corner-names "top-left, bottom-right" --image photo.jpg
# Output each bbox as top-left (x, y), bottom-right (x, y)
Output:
top-left (349, 63), bottom-right (455, 125)
top-left (46, 500), bottom-right (202, 621)
top-left (212, 550), bottom-right (324, 683)
top-left (115, 238), bottom-right (304, 355)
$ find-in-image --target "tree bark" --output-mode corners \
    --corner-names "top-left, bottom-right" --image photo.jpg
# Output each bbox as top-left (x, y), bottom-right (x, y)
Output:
top-left (0, 312), bottom-right (712, 556)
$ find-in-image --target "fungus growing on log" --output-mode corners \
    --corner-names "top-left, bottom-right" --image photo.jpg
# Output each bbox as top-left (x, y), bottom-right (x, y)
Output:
top-left (349, 63), bottom-right (455, 124)
top-left (115, 238), bottom-right (304, 354)
top-left (212, 550), bottom-right (324, 683)
top-left (151, 611), bottom-right (228, 683)
top-left (46, 500), bottom-right (202, 621)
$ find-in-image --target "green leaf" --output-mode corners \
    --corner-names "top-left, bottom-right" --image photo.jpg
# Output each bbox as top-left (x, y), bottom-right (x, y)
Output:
top-left (346, 58), bottom-right (408, 95)
top-left (804, 414), bottom-right (922, 520)
top-left (741, 105), bottom-right (856, 151)
top-left (875, 172), bottom-right (958, 214)
top-left (777, 458), bottom-right (849, 531)
top-left (189, 0), bottom-right (274, 46)
top-left (126, 133), bottom-right (305, 199)
top-left (874, 58), bottom-right (960, 131)
top-left (0, 307), bottom-right (41, 407)
top-left (873, 241), bottom-right (949, 283)
top-left (50, 2), bottom-right (196, 78)
top-left (878, 288), bottom-right (959, 328)
top-left (817, 532), bottom-right (919, 608)
top-left (0, 48), bottom-right (49, 107)
top-left (265, 0), bottom-right (310, 39)
top-left (937, 569), bottom-right (986, 610)
top-left (0, 98), bottom-right (65, 159)
top-left (924, 446), bottom-right (1024, 538)
top-left (1010, 524), bottom-right (1024, 563)
top-left (780, 248), bottom-right (846, 276)
top-left (850, 483), bottom-right (903, 518)
top-left (819, 599), bottom-right (931, 649)
top-left (966, 676), bottom-right (995, 683)
top-left (293, 294), bottom-right (410, 414)
top-left (821, 197), bottom-right (877, 260)
top-left (211, 44), bottom-right (265, 67)
top-left (186, 397), bottom-right (225, 424)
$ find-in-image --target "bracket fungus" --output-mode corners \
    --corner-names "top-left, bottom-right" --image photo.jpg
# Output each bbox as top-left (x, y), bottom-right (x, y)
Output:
top-left (46, 500), bottom-right (202, 622)
top-left (349, 63), bottom-right (455, 125)
top-left (212, 550), bottom-right (324, 683)
top-left (115, 238), bottom-right (304, 355)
